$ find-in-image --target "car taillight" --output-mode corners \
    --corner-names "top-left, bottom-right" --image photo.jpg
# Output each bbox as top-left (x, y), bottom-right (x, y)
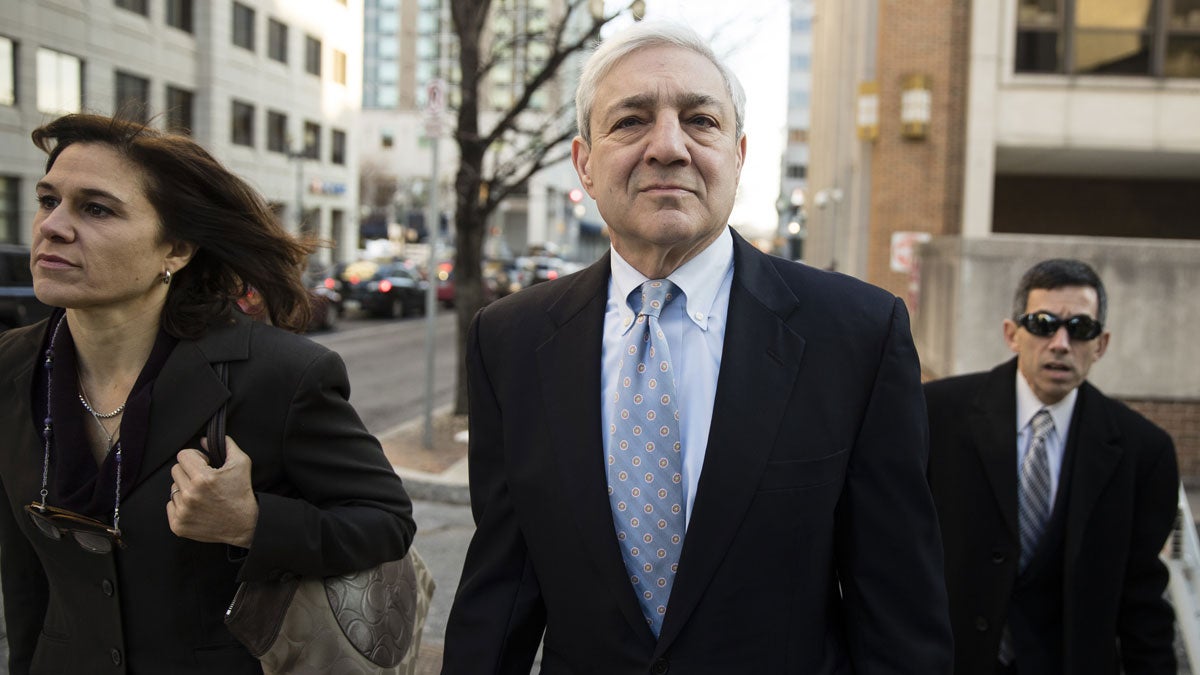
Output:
top-left (547, 270), bottom-right (559, 280)
top-left (379, 279), bottom-right (393, 293)
top-left (348, 275), bottom-right (360, 284)
top-left (324, 277), bottom-right (335, 289)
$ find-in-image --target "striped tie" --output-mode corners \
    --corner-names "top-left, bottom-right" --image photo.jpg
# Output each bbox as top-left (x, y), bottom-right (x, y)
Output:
top-left (1018, 409), bottom-right (1055, 571)
top-left (1000, 408), bottom-right (1057, 664)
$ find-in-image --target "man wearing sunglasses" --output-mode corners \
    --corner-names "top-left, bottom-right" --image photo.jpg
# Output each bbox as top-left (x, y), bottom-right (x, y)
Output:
top-left (925, 258), bottom-right (1179, 674)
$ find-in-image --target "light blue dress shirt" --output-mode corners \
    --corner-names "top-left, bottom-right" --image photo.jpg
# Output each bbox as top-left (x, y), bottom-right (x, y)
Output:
top-left (1014, 372), bottom-right (1077, 510)
top-left (602, 227), bottom-right (734, 526)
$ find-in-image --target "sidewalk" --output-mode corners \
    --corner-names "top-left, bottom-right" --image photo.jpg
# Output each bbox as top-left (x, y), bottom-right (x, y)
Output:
top-left (380, 406), bottom-right (471, 505)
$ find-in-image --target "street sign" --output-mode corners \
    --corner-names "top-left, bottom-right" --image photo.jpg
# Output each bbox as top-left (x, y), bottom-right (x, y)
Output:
top-left (424, 78), bottom-right (447, 138)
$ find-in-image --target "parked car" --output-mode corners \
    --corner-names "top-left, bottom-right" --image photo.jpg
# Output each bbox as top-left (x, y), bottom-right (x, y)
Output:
top-left (0, 244), bottom-right (53, 332)
top-left (435, 260), bottom-right (455, 307)
top-left (301, 264), bottom-right (344, 331)
top-left (236, 283), bottom-right (341, 333)
top-left (343, 262), bottom-right (427, 319)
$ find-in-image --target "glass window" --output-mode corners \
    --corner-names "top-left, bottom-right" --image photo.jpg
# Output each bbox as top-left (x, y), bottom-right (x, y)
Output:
top-left (1167, 0), bottom-right (1200, 76)
top-left (1016, 0), bottom-right (1197, 77)
top-left (0, 176), bottom-right (17, 245)
top-left (115, 70), bottom-right (150, 122)
top-left (37, 48), bottom-right (82, 115)
top-left (268, 19), bottom-right (288, 63)
top-left (267, 110), bottom-right (288, 153)
top-left (1073, 0), bottom-right (1152, 75)
top-left (115, 0), bottom-right (148, 16)
top-left (333, 49), bottom-right (347, 84)
top-left (166, 0), bottom-right (194, 32)
top-left (233, 2), bottom-right (256, 51)
top-left (231, 100), bottom-right (255, 147)
top-left (166, 85), bottom-right (193, 134)
top-left (332, 129), bottom-right (347, 165)
top-left (305, 36), bottom-right (322, 76)
top-left (0, 37), bottom-right (14, 107)
top-left (303, 121), bottom-right (320, 159)
top-left (791, 54), bottom-right (811, 71)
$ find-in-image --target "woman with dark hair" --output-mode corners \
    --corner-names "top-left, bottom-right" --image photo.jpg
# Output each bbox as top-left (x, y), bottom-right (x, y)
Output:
top-left (0, 114), bottom-right (416, 674)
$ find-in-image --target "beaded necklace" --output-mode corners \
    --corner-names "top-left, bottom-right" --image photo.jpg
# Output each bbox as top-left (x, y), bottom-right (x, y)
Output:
top-left (37, 315), bottom-right (123, 532)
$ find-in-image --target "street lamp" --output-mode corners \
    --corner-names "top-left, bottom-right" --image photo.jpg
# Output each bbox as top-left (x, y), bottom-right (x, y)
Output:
top-left (286, 137), bottom-right (307, 234)
top-left (814, 188), bottom-right (843, 271)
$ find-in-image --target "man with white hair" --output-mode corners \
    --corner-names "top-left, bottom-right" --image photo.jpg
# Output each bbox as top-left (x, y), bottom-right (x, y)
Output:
top-left (443, 21), bottom-right (953, 673)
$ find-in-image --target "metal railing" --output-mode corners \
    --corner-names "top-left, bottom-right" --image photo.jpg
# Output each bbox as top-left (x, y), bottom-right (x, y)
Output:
top-left (1165, 484), bottom-right (1200, 671)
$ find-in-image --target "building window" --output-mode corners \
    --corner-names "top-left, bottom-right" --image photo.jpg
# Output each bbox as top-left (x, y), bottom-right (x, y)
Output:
top-left (36, 48), bottom-right (82, 114)
top-left (115, 0), bottom-right (148, 16)
top-left (1016, 0), bottom-right (1200, 78)
top-left (268, 19), bottom-right (288, 63)
top-left (166, 0), bottom-right (193, 33)
top-left (331, 129), bottom-right (347, 165)
top-left (0, 37), bottom-right (14, 107)
top-left (381, 131), bottom-right (394, 148)
top-left (786, 164), bottom-right (808, 179)
top-left (166, 85), bottom-right (193, 134)
top-left (333, 49), bottom-right (347, 84)
top-left (303, 121), bottom-right (321, 159)
top-left (0, 176), bottom-right (17, 244)
top-left (305, 36), bottom-right (322, 76)
top-left (231, 100), bottom-right (255, 147)
top-left (233, 2), bottom-right (256, 52)
top-left (1166, 0), bottom-right (1200, 77)
top-left (115, 71), bottom-right (150, 122)
top-left (267, 110), bottom-right (288, 153)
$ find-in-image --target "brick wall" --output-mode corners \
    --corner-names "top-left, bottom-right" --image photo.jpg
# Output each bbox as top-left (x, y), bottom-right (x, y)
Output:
top-left (1124, 399), bottom-right (1200, 485)
top-left (867, 0), bottom-right (972, 298)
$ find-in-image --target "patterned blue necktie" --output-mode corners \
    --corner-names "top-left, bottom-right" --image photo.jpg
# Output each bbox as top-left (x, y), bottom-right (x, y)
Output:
top-left (606, 279), bottom-right (685, 637)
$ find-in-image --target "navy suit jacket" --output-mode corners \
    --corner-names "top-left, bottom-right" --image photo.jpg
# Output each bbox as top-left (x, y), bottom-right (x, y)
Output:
top-left (443, 230), bottom-right (953, 674)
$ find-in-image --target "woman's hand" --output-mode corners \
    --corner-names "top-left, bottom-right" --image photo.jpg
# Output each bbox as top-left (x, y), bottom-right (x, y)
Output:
top-left (167, 436), bottom-right (259, 548)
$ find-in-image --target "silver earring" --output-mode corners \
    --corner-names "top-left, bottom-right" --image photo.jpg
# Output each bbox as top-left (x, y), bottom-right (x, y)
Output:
top-left (162, 269), bottom-right (172, 285)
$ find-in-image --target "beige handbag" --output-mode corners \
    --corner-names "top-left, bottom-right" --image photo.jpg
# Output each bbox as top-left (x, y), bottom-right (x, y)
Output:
top-left (208, 363), bottom-right (435, 674)
top-left (224, 549), bottom-right (436, 675)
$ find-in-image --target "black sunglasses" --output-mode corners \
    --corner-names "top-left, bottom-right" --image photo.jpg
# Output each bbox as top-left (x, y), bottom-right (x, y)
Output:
top-left (1017, 311), bottom-right (1103, 341)
top-left (25, 502), bottom-right (124, 554)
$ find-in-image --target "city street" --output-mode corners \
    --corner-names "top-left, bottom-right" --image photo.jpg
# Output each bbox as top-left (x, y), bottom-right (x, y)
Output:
top-left (310, 309), bottom-right (457, 435)
top-left (311, 309), bottom-right (475, 666)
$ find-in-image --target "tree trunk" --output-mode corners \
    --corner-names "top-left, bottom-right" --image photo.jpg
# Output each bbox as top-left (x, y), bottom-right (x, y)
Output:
top-left (451, 0), bottom-right (489, 415)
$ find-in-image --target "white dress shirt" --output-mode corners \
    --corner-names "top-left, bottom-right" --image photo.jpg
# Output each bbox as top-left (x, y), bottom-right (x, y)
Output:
top-left (601, 227), bottom-right (734, 526)
top-left (1014, 372), bottom-right (1077, 510)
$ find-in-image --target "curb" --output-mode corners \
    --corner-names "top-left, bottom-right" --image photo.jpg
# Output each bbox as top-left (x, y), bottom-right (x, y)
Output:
top-left (380, 406), bottom-right (471, 506)
top-left (395, 464), bottom-right (471, 505)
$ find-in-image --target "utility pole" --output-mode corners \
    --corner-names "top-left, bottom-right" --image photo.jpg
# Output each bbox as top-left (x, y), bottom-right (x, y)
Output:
top-left (422, 0), bottom-right (447, 449)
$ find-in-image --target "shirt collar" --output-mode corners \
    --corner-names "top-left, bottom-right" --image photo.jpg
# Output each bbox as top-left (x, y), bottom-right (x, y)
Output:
top-left (609, 226), bottom-right (733, 332)
top-left (1015, 369), bottom-right (1077, 435)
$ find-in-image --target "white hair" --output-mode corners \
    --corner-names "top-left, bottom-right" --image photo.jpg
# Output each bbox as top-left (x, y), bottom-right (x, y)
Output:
top-left (575, 20), bottom-right (747, 145)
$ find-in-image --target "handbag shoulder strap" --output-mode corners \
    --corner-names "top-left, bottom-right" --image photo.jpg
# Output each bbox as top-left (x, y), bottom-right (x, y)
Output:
top-left (206, 362), bottom-right (229, 467)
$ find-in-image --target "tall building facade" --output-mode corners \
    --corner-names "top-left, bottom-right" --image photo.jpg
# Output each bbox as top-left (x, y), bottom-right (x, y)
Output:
top-left (0, 0), bottom-right (363, 265)
top-left (777, 0), bottom-right (816, 262)
top-left (358, 0), bottom-right (602, 262)
top-left (807, 0), bottom-right (1200, 477)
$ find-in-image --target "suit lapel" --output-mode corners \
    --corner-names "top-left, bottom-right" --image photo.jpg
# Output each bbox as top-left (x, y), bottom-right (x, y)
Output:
top-left (656, 234), bottom-right (804, 652)
top-left (969, 360), bottom-right (1021, 542)
top-left (135, 316), bottom-right (252, 487)
top-left (535, 255), bottom-right (653, 639)
top-left (1062, 384), bottom-right (1122, 568)
top-left (0, 324), bottom-right (52, 498)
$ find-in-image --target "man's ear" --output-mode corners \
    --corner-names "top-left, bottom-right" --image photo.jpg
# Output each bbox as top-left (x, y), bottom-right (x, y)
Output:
top-left (1002, 318), bottom-right (1020, 354)
top-left (571, 136), bottom-right (595, 198)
